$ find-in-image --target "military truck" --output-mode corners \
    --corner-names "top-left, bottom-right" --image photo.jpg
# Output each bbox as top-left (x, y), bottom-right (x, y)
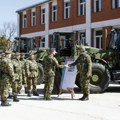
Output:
top-left (14, 28), bottom-right (120, 93)
top-left (84, 28), bottom-right (120, 93)
top-left (46, 29), bottom-right (120, 93)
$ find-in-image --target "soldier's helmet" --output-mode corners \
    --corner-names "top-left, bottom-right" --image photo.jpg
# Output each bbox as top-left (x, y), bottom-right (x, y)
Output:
top-left (76, 45), bottom-right (85, 52)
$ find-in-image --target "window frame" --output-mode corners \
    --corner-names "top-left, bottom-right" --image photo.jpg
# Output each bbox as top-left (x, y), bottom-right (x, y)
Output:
top-left (78, 31), bottom-right (86, 45)
top-left (94, 30), bottom-right (102, 49)
top-left (22, 13), bottom-right (27, 28)
top-left (78, 0), bottom-right (86, 16)
top-left (31, 11), bottom-right (36, 26)
top-left (40, 37), bottom-right (45, 48)
top-left (41, 8), bottom-right (45, 24)
top-left (112, 0), bottom-right (120, 8)
top-left (64, 1), bottom-right (71, 19)
top-left (52, 5), bottom-right (57, 22)
top-left (94, 0), bottom-right (102, 12)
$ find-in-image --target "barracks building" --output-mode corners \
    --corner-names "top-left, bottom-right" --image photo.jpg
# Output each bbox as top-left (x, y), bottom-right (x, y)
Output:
top-left (16, 0), bottom-right (120, 51)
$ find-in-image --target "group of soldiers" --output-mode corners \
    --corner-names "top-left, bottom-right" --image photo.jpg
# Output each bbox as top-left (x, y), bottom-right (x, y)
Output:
top-left (0, 45), bottom-right (92, 107)
top-left (0, 50), bottom-right (39, 106)
top-left (43, 46), bottom-right (92, 101)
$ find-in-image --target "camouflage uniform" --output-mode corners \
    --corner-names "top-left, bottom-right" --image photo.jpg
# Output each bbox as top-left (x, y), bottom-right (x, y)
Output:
top-left (0, 51), bottom-right (14, 106)
top-left (69, 45), bottom-right (92, 101)
top-left (20, 54), bottom-right (27, 93)
top-left (26, 52), bottom-right (39, 97)
top-left (12, 53), bottom-right (22, 102)
top-left (44, 50), bottom-right (65, 100)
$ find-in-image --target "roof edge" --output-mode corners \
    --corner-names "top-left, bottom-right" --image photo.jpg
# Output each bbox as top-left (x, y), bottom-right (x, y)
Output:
top-left (16, 0), bottom-right (48, 13)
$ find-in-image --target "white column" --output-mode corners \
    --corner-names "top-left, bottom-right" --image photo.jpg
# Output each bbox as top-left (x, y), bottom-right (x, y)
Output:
top-left (86, 0), bottom-right (91, 46)
top-left (17, 13), bottom-right (20, 37)
top-left (45, 3), bottom-right (49, 48)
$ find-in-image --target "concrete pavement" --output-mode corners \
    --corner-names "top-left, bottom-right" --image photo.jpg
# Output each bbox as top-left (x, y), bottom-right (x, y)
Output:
top-left (0, 84), bottom-right (120, 120)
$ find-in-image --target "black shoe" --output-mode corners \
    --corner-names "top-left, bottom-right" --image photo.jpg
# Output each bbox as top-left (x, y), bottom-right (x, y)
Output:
top-left (46, 97), bottom-right (52, 100)
top-left (79, 96), bottom-right (84, 100)
top-left (33, 90), bottom-right (39, 96)
top-left (81, 97), bottom-right (89, 101)
top-left (1, 101), bottom-right (11, 106)
top-left (13, 96), bottom-right (19, 102)
top-left (8, 94), bottom-right (13, 99)
top-left (25, 87), bottom-right (28, 94)
top-left (79, 94), bottom-right (89, 101)
top-left (27, 91), bottom-right (32, 97)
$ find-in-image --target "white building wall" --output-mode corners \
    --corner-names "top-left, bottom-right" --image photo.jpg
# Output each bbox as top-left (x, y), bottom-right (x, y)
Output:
top-left (86, 0), bottom-right (91, 46)
top-left (44, 3), bottom-right (49, 48)
top-left (21, 18), bottom-right (120, 38)
top-left (17, 14), bottom-right (20, 37)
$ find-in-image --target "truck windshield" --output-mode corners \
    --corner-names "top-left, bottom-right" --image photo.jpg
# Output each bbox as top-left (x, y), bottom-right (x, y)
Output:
top-left (51, 32), bottom-right (74, 57)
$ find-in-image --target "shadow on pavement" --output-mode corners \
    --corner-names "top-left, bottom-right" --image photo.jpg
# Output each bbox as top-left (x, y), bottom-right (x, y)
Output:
top-left (105, 85), bottom-right (120, 93)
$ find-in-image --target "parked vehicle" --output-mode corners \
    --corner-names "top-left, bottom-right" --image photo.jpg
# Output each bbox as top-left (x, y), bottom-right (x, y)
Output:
top-left (14, 28), bottom-right (120, 93)
top-left (47, 30), bottom-right (120, 93)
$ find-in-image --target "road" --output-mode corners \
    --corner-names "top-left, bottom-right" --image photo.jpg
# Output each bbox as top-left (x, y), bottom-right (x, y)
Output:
top-left (0, 84), bottom-right (120, 120)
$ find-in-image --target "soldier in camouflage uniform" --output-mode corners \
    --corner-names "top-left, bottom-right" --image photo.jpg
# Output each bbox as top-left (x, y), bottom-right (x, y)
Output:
top-left (68, 45), bottom-right (92, 101)
top-left (0, 50), bottom-right (15, 106)
top-left (44, 48), bottom-right (67, 100)
top-left (20, 53), bottom-right (27, 94)
top-left (12, 52), bottom-right (22, 102)
top-left (0, 53), bottom-right (5, 96)
top-left (26, 51), bottom-right (39, 97)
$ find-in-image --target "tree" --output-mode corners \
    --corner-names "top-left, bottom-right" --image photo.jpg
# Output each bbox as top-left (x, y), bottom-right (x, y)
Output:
top-left (0, 22), bottom-right (17, 50)
top-left (0, 36), bottom-right (9, 50)
top-left (0, 22), bottom-right (17, 40)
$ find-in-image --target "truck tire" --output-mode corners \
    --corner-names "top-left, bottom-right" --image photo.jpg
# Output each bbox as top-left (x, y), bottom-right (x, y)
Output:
top-left (90, 63), bottom-right (110, 93)
top-left (75, 63), bottom-right (110, 93)
top-left (37, 63), bottom-right (44, 84)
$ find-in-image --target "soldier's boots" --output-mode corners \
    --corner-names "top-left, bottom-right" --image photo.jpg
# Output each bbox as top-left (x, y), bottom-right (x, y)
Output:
top-left (8, 93), bottom-right (13, 99)
top-left (27, 91), bottom-right (32, 97)
top-left (33, 90), bottom-right (39, 96)
top-left (1, 101), bottom-right (11, 106)
top-left (24, 87), bottom-right (28, 94)
top-left (79, 94), bottom-right (89, 101)
top-left (13, 95), bottom-right (19, 102)
top-left (44, 97), bottom-right (52, 100)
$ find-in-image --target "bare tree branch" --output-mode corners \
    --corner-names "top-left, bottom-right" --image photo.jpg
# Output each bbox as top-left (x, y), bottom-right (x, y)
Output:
top-left (0, 22), bottom-right (17, 41)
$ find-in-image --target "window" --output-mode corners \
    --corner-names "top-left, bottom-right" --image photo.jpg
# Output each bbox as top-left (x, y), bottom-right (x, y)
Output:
top-left (29, 38), bottom-right (35, 49)
top-left (31, 11), bottom-right (36, 26)
top-left (78, 0), bottom-right (86, 16)
top-left (41, 8), bottom-right (45, 24)
top-left (112, 0), bottom-right (120, 8)
top-left (78, 32), bottom-right (86, 45)
top-left (23, 14), bottom-right (27, 28)
top-left (52, 5), bottom-right (57, 22)
top-left (40, 37), bottom-right (45, 47)
top-left (94, 0), bottom-right (102, 12)
top-left (95, 30), bottom-right (102, 49)
top-left (64, 1), bottom-right (70, 19)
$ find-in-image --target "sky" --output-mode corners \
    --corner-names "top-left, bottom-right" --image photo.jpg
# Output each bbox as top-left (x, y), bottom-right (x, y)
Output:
top-left (0, 0), bottom-right (45, 28)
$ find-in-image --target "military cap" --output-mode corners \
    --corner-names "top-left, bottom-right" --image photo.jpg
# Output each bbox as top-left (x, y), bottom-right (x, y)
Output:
top-left (4, 50), bottom-right (12, 54)
top-left (28, 51), bottom-right (35, 55)
top-left (20, 53), bottom-right (25, 56)
top-left (49, 48), bottom-right (57, 53)
top-left (76, 45), bottom-right (85, 52)
top-left (15, 52), bottom-right (21, 56)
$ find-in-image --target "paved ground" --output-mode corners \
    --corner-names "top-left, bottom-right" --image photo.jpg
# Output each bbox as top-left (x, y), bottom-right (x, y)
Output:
top-left (0, 84), bottom-right (120, 120)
